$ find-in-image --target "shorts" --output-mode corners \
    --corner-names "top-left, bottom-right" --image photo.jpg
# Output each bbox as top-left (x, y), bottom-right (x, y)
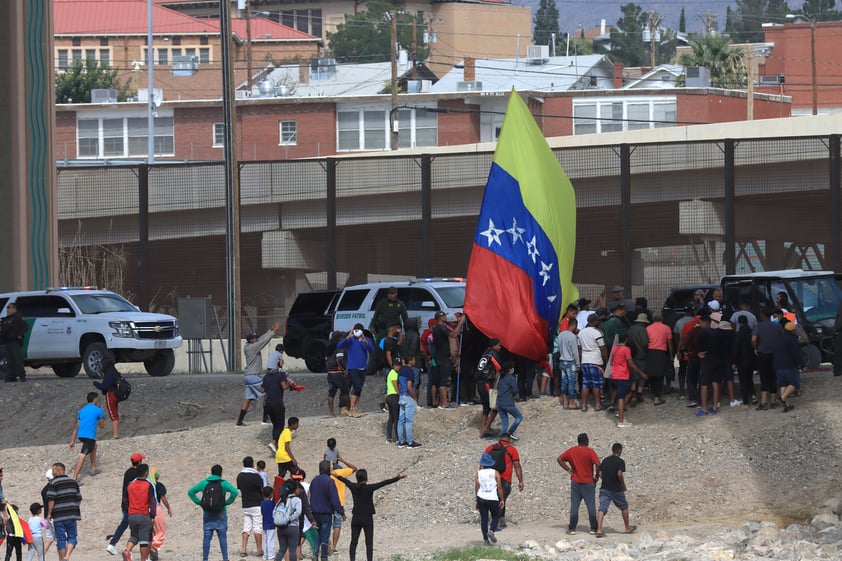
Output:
top-left (699, 362), bottom-right (724, 385)
top-left (244, 374), bottom-right (265, 400)
top-left (580, 364), bottom-right (603, 389)
top-left (242, 506), bottom-right (262, 534)
top-left (431, 361), bottom-right (450, 387)
top-left (332, 511), bottom-right (343, 528)
top-left (79, 437), bottom-right (96, 456)
top-left (277, 461), bottom-right (296, 478)
top-left (598, 489), bottom-right (629, 513)
top-left (348, 369), bottom-right (366, 396)
top-left (327, 372), bottom-right (350, 398)
top-left (127, 513), bottom-right (153, 546)
top-left (52, 520), bottom-right (77, 551)
top-left (476, 381), bottom-right (491, 416)
top-left (776, 369), bottom-right (800, 388)
top-left (612, 379), bottom-right (630, 398)
top-left (104, 391), bottom-right (119, 421)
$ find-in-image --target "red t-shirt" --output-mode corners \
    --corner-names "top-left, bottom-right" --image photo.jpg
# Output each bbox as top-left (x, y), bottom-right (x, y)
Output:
top-left (484, 442), bottom-right (520, 483)
top-left (609, 345), bottom-right (632, 381)
top-left (558, 445), bottom-right (600, 484)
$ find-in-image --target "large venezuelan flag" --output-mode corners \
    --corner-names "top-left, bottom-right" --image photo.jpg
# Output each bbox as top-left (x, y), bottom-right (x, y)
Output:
top-left (464, 90), bottom-right (578, 361)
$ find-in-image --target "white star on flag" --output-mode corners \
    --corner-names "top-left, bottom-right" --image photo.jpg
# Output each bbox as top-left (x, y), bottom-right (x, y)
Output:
top-left (526, 236), bottom-right (540, 263)
top-left (539, 261), bottom-right (553, 286)
top-left (506, 218), bottom-right (526, 245)
top-left (480, 219), bottom-right (503, 247)
top-left (547, 295), bottom-right (558, 303)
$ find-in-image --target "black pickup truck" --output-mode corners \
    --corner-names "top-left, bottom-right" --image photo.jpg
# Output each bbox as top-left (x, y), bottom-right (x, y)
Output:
top-left (283, 289), bottom-right (340, 373)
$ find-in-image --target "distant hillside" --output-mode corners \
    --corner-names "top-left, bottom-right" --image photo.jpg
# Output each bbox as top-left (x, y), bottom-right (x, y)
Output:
top-left (512, 0), bottom-right (732, 39)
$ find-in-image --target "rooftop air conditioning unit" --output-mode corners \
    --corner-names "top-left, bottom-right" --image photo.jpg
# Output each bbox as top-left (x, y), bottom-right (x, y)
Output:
top-left (172, 55), bottom-right (198, 77)
top-left (406, 79), bottom-right (432, 93)
top-left (527, 45), bottom-right (550, 64)
top-left (759, 74), bottom-right (784, 86)
top-left (685, 66), bottom-right (711, 88)
top-left (456, 80), bottom-right (482, 91)
top-left (91, 88), bottom-right (117, 103)
top-left (138, 88), bottom-right (163, 105)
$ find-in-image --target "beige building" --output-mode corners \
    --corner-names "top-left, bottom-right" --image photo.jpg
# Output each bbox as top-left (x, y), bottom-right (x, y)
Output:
top-left (159, 0), bottom-right (533, 78)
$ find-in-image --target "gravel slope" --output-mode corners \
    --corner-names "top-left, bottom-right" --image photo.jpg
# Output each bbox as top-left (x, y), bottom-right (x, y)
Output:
top-left (0, 368), bottom-right (839, 560)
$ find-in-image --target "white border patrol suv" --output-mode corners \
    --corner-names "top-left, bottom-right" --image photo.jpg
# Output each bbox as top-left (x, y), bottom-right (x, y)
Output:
top-left (332, 279), bottom-right (465, 335)
top-left (0, 287), bottom-right (182, 378)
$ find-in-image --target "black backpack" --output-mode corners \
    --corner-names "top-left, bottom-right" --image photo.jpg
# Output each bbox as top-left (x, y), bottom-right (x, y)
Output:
top-left (201, 480), bottom-right (225, 513)
top-left (114, 374), bottom-right (132, 402)
top-left (488, 444), bottom-right (510, 474)
top-left (475, 351), bottom-right (495, 382)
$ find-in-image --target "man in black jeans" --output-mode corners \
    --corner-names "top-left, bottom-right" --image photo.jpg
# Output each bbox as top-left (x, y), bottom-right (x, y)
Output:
top-left (260, 368), bottom-right (289, 454)
top-left (308, 461), bottom-right (344, 561)
top-left (106, 452), bottom-right (144, 555)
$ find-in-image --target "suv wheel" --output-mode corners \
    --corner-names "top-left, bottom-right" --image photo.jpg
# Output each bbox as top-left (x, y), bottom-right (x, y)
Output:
top-left (801, 344), bottom-right (822, 370)
top-left (82, 342), bottom-right (108, 378)
top-left (304, 341), bottom-right (327, 373)
top-left (144, 349), bottom-right (175, 377)
top-left (52, 363), bottom-right (82, 378)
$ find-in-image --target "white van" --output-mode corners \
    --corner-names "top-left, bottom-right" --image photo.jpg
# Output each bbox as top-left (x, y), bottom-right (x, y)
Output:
top-left (332, 279), bottom-right (465, 334)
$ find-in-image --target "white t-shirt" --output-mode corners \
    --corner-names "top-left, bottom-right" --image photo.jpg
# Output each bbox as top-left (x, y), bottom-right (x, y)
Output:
top-left (578, 326), bottom-right (605, 366)
top-left (576, 310), bottom-right (594, 331)
top-left (476, 468), bottom-right (498, 501)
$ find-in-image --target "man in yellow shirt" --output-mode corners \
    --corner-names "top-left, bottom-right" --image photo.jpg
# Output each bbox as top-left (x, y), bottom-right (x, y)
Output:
top-left (274, 417), bottom-right (299, 476)
top-left (329, 458), bottom-right (358, 554)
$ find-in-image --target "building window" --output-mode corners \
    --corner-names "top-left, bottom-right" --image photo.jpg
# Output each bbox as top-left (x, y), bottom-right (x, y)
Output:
top-left (337, 106), bottom-right (437, 151)
top-left (99, 49), bottom-right (110, 66)
top-left (199, 48), bottom-right (210, 64)
top-left (213, 123), bottom-right (224, 147)
top-left (200, 36), bottom-right (209, 46)
top-left (85, 49), bottom-right (97, 62)
top-left (76, 114), bottom-right (175, 159)
top-left (72, 49), bottom-right (83, 64)
top-left (279, 120), bottom-right (297, 145)
top-left (99, 37), bottom-right (108, 46)
top-left (72, 37), bottom-right (81, 47)
top-left (572, 97), bottom-right (677, 135)
top-left (172, 37), bottom-right (181, 46)
top-left (311, 9), bottom-right (323, 37)
top-left (158, 49), bottom-right (169, 66)
top-left (57, 49), bottom-right (69, 71)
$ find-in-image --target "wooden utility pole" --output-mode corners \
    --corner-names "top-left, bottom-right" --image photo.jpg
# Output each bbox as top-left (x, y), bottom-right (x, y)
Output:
top-left (696, 12), bottom-right (717, 35)
top-left (390, 8), bottom-right (398, 150)
top-left (648, 11), bottom-right (662, 68)
top-left (747, 46), bottom-right (754, 120)
top-left (412, 18), bottom-right (417, 80)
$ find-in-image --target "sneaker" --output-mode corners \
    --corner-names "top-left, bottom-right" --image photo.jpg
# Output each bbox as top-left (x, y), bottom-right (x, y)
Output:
top-left (707, 407), bottom-right (718, 415)
top-left (783, 403), bottom-right (794, 412)
top-left (730, 399), bottom-right (742, 407)
top-left (567, 529), bottom-right (576, 535)
top-left (509, 434), bottom-right (519, 441)
top-left (686, 401), bottom-right (698, 408)
top-left (235, 421), bottom-right (246, 426)
top-left (121, 550), bottom-right (133, 561)
top-left (695, 409), bottom-right (708, 417)
top-left (497, 520), bottom-right (507, 529)
top-left (397, 442), bottom-right (407, 448)
top-left (408, 441), bottom-right (422, 448)
top-left (149, 549), bottom-right (159, 561)
top-left (261, 420), bottom-right (272, 426)
top-left (589, 530), bottom-right (598, 535)
top-left (488, 530), bottom-right (497, 543)
top-left (106, 544), bottom-right (118, 556)
top-left (617, 421), bottom-right (633, 428)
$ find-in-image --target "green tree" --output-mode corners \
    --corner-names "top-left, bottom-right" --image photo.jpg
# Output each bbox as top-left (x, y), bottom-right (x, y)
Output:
top-left (55, 59), bottom-right (129, 104)
top-left (326, 1), bottom-right (428, 64)
top-left (725, 0), bottom-right (791, 43)
top-left (609, 3), bottom-right (649, 67)
top-left (533, 0), bottom-right (560, 47)
top-left (799, 0), bottom-right (840, 20)
top-left (678, 34), bottom-right (745, 88)
top-left (679, 7), bottom-right (687, 32)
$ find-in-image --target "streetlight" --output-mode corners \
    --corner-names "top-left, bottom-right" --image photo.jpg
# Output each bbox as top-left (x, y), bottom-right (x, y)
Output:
top-left (786, 14), bottom-right (817, 115)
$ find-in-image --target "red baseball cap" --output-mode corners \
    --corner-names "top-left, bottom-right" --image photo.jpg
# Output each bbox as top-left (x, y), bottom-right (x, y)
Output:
top-left (131, 453), bottom-right (146, 463)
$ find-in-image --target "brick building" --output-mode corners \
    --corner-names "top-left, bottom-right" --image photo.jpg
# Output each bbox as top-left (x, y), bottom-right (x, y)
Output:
top-left (54, 88), bottom-right (790, 162)
top-left (758, 21), bottom-right (842, 114)
top-left (55, 0), bottom-right (321, 102)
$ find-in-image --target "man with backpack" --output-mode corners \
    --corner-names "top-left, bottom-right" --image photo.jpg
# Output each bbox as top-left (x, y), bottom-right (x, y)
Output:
top-left (476, 339), bottom-right (502, 438)
top-left (187, 464), bottom-right (239, 561)
top-left (483, 432), bottom-right (523, 529)
top-left (93, 353), bottom-right (129, 440)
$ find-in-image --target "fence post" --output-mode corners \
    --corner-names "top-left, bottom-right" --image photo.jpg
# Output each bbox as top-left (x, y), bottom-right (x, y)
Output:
top-left (724, 139), bottom-right (736, 275)
top-left (830, 134), bottom-right (841, 272)
top-left (138, 164), bottom-right (149, 310)
top-left (421, 154), bottom-right (432, 277)
top-left (620, 144), bottom-right (631, 291)
top-left (326, 158), bottom-right (337, 289)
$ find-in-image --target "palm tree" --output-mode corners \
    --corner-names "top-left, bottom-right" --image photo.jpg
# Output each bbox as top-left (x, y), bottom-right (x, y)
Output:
top-left (678, 35), bottom-right (745, 89)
